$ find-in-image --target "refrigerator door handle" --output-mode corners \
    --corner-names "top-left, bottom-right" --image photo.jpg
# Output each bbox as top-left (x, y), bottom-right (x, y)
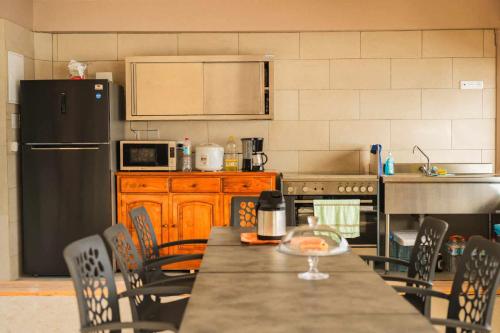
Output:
top-left (60, 92), bottom-right (67, 114)
top-left (30, 147), bottom-right (100, 151)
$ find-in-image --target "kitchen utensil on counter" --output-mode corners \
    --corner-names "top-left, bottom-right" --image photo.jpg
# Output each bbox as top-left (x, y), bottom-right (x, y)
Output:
top-left (241, 137), bottom-right (268, 171)
top-left (240, 232), bottom-right (281, 245)
top-left (195, 143), bottom-right (224, 171)
top-left (183, 137), bottom-right (193, 172)
top-left (277, 216), bottom-right (350, 280)
top-left (256, 190), bottom-right (286, 240)
top-left (120, 141), bottom-right (177, 171)
top-left (224, 136), bottom-right (238, 171)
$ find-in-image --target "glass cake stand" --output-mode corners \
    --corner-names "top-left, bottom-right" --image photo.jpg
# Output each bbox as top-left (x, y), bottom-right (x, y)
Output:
top-left (277, 216), bottom-right (349, 280)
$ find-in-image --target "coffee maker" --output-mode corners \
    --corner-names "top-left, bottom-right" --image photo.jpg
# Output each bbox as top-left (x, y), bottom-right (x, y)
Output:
top-left (241, 137), bottom-right (268, 171)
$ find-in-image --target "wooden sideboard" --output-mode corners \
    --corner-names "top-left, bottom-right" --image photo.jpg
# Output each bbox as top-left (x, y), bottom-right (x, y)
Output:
top-left (116, 171), bottom-right (277, 270)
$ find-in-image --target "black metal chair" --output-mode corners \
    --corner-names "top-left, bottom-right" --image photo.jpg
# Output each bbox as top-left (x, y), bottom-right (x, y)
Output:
top-left (63, 235), bottom-right (178, 332)
top-left (230, 196), bottom-right (258, 227)
top-left (130, 206), bottom-right (207, 268)
top-left (395, 236), bottom-right (500, 332)
top-left (104, 224), bottom-right (193, 328)
top-left (361, 216), bottom-right (449, 314)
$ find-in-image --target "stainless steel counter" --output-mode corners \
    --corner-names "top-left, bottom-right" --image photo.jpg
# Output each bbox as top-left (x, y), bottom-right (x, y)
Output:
top-left (380, 164), bottom-right (499, 270)
top-left (283, 173), bottom-right (378, 182)
top-left (382, 173), bottom-right (500, 183)
top-left (179, 227), bottom-right (437, 333)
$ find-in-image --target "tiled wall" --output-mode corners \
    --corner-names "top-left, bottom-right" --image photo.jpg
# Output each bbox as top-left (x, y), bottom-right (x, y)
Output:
top-left (0, 19), bottom-right (34, 279)
top-left (34, 29), bottom-right (497, 174)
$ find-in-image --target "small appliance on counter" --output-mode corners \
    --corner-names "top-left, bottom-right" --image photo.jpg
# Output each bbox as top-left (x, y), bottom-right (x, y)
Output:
top-left (195, 143), bottom-right (224, 171)
top-left (120, 141), bottom-right (177, 171)
top-left (241, 137), bottom-right (268, 171)
top-left (256, 190), bottom-right (286, 240)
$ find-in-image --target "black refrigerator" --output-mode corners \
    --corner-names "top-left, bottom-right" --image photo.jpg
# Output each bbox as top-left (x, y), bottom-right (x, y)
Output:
top-left (20, 80), bottom-right (120, 276)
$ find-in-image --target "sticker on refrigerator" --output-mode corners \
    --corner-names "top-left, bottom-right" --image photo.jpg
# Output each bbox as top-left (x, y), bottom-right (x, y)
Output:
top-left (94, 84), bottom-right (104, 90)
top-left (95, 93), bottom-right (102, 100)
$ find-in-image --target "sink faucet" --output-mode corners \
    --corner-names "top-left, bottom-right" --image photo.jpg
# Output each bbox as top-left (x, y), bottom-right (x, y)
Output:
top-left (412, 145), bottom-right (432, 176)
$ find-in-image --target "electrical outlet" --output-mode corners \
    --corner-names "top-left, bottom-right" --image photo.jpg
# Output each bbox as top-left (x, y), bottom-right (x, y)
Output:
top-left (9, 142), bottom-right (19, 152)
top-left (460, 80), bottom-right (484, 90)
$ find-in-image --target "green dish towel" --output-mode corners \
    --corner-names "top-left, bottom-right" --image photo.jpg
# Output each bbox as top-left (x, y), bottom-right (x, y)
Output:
top-left (313, 199), bottom-right (360, 238)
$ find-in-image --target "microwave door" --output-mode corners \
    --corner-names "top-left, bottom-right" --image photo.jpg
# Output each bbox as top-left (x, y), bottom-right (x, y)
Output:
top-left (120, 142), bottom-right (175, 170)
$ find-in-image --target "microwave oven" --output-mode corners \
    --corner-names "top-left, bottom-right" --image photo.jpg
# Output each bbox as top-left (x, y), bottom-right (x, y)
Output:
top-left (119, 141), bottom-right (177, 171)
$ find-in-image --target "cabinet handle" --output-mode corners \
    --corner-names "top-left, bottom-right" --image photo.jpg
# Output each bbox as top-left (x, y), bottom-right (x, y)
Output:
top-left (162, 224), bottom-right (168, 228)
top-left (171, 224), bottom-right (177, 228)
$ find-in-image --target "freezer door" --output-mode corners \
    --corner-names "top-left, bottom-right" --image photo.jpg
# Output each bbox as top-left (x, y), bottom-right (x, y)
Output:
top-left (20, 80), bottom-right (110, 144)
top-left (22, 144), bottom-right (111, 276)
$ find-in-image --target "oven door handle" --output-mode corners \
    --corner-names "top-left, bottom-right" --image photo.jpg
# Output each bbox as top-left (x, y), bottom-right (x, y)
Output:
top-left (293, 199), bottom-right (374, 204)
top-left (296, 206), bottom-right (376, 213)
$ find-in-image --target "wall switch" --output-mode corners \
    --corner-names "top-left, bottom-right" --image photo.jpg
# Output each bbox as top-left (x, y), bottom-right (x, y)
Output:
top-left (9, 142), bottom-right (19, 152)
top-left (460, 80), bottom-right (483, 90)
top-left (11, 114), bottom-right (20, 129)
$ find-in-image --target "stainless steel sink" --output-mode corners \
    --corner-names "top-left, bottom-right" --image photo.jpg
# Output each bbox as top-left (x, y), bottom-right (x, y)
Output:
top-left (383, 163), bottom-right (500, 214)
top-left (394, 163), bottom-right (494, 175)
top-left (428, 173), bottom-right (496, 178)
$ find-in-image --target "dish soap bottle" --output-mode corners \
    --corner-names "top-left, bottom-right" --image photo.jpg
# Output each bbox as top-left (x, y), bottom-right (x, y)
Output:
top-left (224, 136), bottom-right (238, 171)
top-left (182, 137), bottom-right (192, 172)
top-left (384, 152), bottom-right (395, 175)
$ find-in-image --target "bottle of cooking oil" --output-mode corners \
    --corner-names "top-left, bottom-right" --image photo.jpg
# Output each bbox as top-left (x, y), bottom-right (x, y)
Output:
top-left (224, 136), bottom-right (239, 171)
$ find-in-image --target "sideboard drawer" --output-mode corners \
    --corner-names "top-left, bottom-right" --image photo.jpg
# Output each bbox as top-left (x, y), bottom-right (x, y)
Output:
top-left (120, 177), bottom-right (169, 193)
top-left (171, 177), bottom-right (221, 193)
top-left (222, 177), bottom-right (273, 193)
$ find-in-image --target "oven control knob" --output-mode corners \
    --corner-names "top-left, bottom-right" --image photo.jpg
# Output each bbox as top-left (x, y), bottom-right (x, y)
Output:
top-left (287, 187), bottom-right (294, 193)
top-left (302, 186), bottom-right (310, 192)
top-left (345, 186), bottom-right (352, 192)
top-left (367, 186), bottom-right (374, 193)
top-left (338, 186), bottom-right (345, 193)
top-left (360, 186), bottom-right (367, 193)
top-left (353, 186), bottom-right (359, 193)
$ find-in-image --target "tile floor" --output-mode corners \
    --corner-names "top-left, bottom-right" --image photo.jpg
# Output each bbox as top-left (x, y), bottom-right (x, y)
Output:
top-left (0, 294), bottom-right (499, 332)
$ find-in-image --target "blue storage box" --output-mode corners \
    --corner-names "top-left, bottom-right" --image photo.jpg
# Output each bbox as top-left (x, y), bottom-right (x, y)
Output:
top-left (389, 230), bottom-right (418, 272)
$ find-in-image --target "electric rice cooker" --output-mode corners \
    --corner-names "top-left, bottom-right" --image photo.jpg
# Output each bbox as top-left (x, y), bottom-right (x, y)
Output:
top-left (195, 143), bottom-right (224, 171)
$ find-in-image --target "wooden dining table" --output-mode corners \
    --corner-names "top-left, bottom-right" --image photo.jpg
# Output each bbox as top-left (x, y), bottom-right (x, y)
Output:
top-left (179, 227), bottom-right (437, 333)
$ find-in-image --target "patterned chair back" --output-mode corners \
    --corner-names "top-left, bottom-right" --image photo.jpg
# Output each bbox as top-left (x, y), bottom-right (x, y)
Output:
top-left (407, 217), bottom-right (449, 282)
top-left (402, 217), bottom-right (448, 314)
top-left (446, 236), bottom-right (500, 333)
top-left (104, 223), bottom-right (158, 318)
top-left (230, 196), bottom-right (258, 227)
top-left (63, 235), bottom-right (122, 332)
top-left (129, 206), bottom-right (160, 261)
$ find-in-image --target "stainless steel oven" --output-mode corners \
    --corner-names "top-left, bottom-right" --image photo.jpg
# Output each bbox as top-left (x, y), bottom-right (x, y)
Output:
top-left (120, 141), bottom-right (177, 171)
top-left (282, 174), bottom-right (380, 255)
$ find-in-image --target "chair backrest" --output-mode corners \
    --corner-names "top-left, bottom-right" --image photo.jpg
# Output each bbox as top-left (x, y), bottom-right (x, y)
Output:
top-left (103, 224), bottom-right (154, 316)
top-left (407, 216), bottom-right (449, 282)
top-left (129, 206), bottom-right (160, 261)
top-left (230, 196), bottom-right (258, 227)
top-left (63, 235), bottom-right (121, 332)
top-left (447, 236), bottom-right (500, 332)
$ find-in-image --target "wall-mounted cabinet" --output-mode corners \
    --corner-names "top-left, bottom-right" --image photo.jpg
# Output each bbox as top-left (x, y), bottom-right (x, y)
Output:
top-left (126, 55), bottom-right (274, 120)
